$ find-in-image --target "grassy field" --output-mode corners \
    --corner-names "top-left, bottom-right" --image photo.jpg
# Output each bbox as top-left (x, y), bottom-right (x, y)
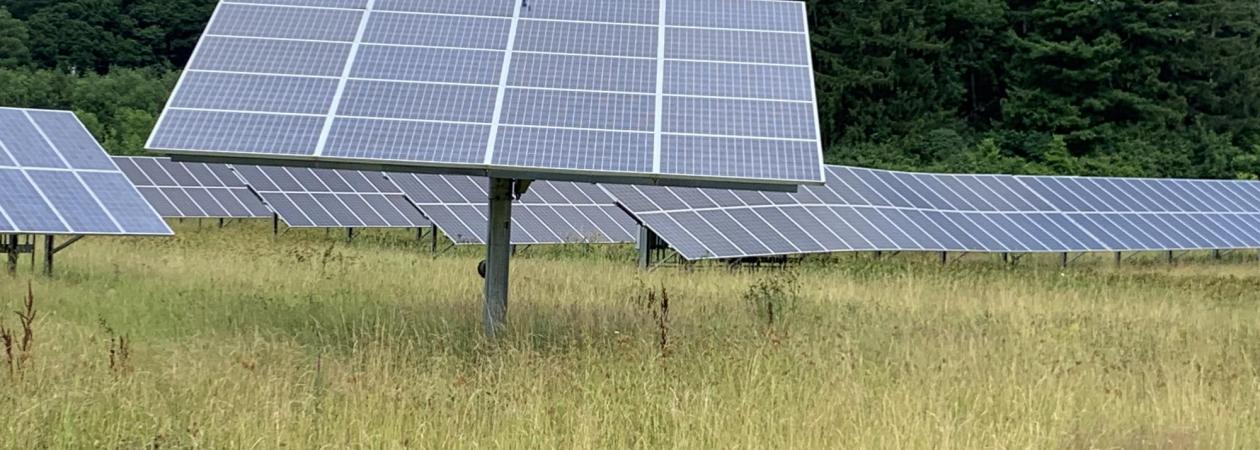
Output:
top-left (1, 221), bottom-right (1258, 448)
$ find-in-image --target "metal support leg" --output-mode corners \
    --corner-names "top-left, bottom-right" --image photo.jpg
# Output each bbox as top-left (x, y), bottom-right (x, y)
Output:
top-left (1212, 249), bottom-right (1222, 261)
top-left (638, 226), bottom-right (657, 270)
top-left (5, 235), bottom-right (17, 274)
top-left (272, 214), bottom-right (280, 235)
top-left (1115, 252), bottom-right (1122, 266)
top-left (939, 252), bottom-right (947, 265)
top-left (874, 251), bottom-right (882, 260)
top-left (43, 235), bottom-right (54, 276)
top-left (1059, 252), bottom-right (1068, 269)
top-left (1001, 253), bottom-right (1009, 264)
top-left (484, 178), bottom-right (513, 337)
top-left (347, 228), bottom-right (355, 242)
top-left (430, 226), bottom-right (439, 253)
top-left (218, 218), bottom-right (225, 228)
top-left (1167, 251), bottom-right (1175, 264)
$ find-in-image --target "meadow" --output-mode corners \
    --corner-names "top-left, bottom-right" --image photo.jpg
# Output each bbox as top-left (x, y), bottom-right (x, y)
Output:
top-left (0, 221), bottom-right (1258, 449)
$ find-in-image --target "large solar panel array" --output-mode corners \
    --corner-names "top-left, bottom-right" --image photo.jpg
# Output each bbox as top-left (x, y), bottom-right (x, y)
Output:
top-left (233, 165), bottom-right (430, 229)
top-left (114, 156), bottom-right (272, 219)
top-left (605, 166), bottom-right (1260, 260)
top-left (146, 0), bottom-right (824, 188)
top-left (391, 174), bottom-right (638, 245)
top-left (0, 108), bottom-right (171, 236)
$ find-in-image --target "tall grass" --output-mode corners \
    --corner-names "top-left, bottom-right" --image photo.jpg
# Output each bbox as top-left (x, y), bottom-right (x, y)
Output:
top-left (0, 221), bottom-right (1257, 448)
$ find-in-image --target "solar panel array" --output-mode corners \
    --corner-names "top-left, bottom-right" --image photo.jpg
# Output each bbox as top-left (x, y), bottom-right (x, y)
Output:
top-left (604, 165), bottom-right (1260, 260)
top-left (114, 156), bottom-right (272, 219)
top-left (146, 0), bottom-right (824, 188)
top-left (391, 174), bottom-right (638, 245)
top-left (0, 108), bottom-right (171, 236)
top-left (233, 165), bottom-right (430, 229)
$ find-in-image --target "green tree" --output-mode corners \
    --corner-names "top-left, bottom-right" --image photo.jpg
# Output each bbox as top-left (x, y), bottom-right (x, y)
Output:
top-left (0, 7), bottom-right (31, 68)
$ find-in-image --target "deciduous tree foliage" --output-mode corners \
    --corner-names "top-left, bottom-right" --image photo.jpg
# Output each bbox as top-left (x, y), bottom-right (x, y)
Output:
top-left (0, 0), bottom-right (1258, 179)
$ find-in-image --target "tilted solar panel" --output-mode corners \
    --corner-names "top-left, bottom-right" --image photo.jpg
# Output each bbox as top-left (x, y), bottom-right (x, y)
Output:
top-left (114, 156), bottom-right (272, 219)
top-left (146, 0), bottom-right (824, 189)
top-left (391, 173), bottom-right (638, 245)
top-left (0, 107), bottom-right (172, 236)
top-left (233, 164), bottom-right (430, 228)
top-left (605, 166), bottom-right (1260, 260)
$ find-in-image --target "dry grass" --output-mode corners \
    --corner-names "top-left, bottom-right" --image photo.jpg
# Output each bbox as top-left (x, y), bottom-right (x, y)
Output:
top-left (0, 221), bottom-right (1258, 448)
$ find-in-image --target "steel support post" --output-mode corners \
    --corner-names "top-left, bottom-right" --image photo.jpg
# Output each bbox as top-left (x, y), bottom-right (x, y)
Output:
top-left (431, 226), bottom-right (439, 253)
top-left (939, 252), bottom-right (947, 265)
top-left (43, 235), bottom-right (54, 276)
top-left (5, 235), bottom-right (17, 274)
top-left (638, 226), bottom-right (656, 270)
top-left (1059, 252), bottom-right (1068, 269)
top-left (1115, 252), bottom-right (1122, 266)
top-left (484, 178), bottom-right (513, 337)
top-left (272, 213), bottom-right (280, 235)
top-left (1167, 250), bottom-right (1175, 264)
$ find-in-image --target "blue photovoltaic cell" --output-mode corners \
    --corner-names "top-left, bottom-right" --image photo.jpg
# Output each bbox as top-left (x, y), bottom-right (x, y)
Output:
top-left (337, 81), bottom-right (497, 122)
top-left (662, 96), bottom-right (816, 139)
top-left (514, 20), bottom-right (657, 58)
top-left (666, 0), bottom-right (805, 32)
top-left (171, 72), bottom-right (338, 115)
top-left (323, 119), bottom-right (488, 164)
top-left (492, 127), bottom-right (653, 173)
top-left (522, 0), bottom-right (657, 24)
top-left (208, 3), bottom-right (362, 42)
top-left (364, 13), bottom-right (510, 49)
top-left (665, 61), bottom-right (813, 101)
top-left (352, 46), bottom-right (503, 85)
top-left (501, 89), bottom-right (654, 131)
top-left (149, 110), bottom-right (324, 155)
top-left (509, 52), bottom-right (656, 93)
top-left (665, 27), bottom-right (810, 65)
top-left (375, 0), bottom-right (513, 17)
top-left (189, 37), bottom-right (350, 77)
top-left (150, 0), bottom-right (824, 189)
top-left (0, 108), bottom-right (170, 235)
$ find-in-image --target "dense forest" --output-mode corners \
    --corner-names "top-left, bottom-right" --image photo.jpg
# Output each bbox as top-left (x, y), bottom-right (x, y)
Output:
top-left (1, 0), bottom-right (1258, 179)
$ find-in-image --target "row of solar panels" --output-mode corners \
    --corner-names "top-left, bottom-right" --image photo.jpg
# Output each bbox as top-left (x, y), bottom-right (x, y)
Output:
top-left (114, 156), bottom-right (638, 245)
top-left (118, 155), bottom-right (1260, 259)
top-left (607, 166), bottom-right (1260, 260)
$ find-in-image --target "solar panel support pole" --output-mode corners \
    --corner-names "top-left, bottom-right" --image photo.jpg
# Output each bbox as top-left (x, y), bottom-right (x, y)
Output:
top-left (1212, 249), bottom-right (1222, 261)
top-left (939, 252), bottom-right (947, 265)
top-left (484, 177), bottom-right (514, 337)
top-left (1059, 252), bottom-right (1068, 269)
top-left (347, 228), bottom-right (355, 242)
top-left (638, 226), bottom-right (657, 270)
top-left (272, 213), bottom-right (280, 236)
top-left (43, 235), bottom-right (54, 276)
top-left (1167, 251), bottom-right (1175, 265)
top-left (5, 235), bottom-right (17, 274)
top-left (431, 226), bottom-right (439, 253)
top-left (1115, 252), bottom-right (1122, 266)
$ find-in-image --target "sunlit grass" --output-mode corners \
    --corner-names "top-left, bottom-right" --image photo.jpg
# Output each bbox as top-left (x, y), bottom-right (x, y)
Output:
top-left (1, 221), bottom-right (1258, 448)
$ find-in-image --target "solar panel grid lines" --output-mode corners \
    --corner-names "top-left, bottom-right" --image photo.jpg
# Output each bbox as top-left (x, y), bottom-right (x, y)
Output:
top-left (231, 164), bottom-right (429, 228)
top-left (392, 173), bottom-right (637, 245)
top-left (113, 156), bottom-right (273, 219)
top-left (606, 165), bottom-right (1260, 261)
top-left (0, 108), bottom-right (172, 236)
top-left (148, 0), bottom-right (824, 188)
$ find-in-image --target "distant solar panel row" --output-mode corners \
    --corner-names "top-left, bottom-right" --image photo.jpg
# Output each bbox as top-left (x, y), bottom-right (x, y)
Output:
top-left (605, 166), bottom-right (1260, 260)
top-left (147, 0), bottom-right (824, 188)
top-left (0, 108), bottom-right (171, 236)
top-left (114, 156), bottom-right (271, 219)
top-left (233, 165), bottom-right (430, 229)
top-left (392, 174), bottom-right (638, 245)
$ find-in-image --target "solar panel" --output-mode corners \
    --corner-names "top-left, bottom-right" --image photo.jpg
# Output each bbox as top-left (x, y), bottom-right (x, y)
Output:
top-left (0, 108), bottom-right (172, 236)
top-left (232, 165), bottom-right (430, 228)
top-left (146, 0), bottom-right (824, 189)
top-left (114, 156), bottom-right (272, 219)
top-left (605, 166), bottom-right (1260, 260)
top-left (391, 173), bottom-right (637, 245)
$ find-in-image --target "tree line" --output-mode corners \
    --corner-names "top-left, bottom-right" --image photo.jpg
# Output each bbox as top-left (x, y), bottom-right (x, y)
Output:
top-left (1, 0), bottom-right (1259, 179)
